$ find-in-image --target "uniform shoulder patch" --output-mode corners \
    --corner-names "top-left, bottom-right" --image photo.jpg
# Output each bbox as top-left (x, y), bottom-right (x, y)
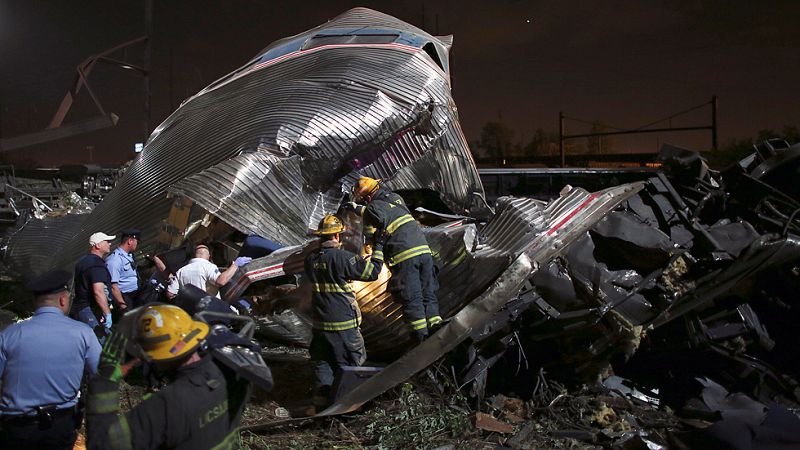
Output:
top-left (349, 256), bottom-right (357, 265)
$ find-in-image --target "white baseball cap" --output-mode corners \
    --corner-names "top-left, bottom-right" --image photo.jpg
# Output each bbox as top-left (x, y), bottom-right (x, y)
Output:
top-left (89, 232), bottom-right (116, 246)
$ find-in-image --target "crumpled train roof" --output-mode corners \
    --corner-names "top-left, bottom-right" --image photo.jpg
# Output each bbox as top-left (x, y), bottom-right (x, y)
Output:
top-left (3, 8), bottom-right (482, 274)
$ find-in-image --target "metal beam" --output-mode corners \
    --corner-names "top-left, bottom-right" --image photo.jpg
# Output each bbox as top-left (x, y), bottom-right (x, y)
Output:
top-left (0, 114), bottom-right (119, 152)
top-left (47, 36), bottom-right (147, 130)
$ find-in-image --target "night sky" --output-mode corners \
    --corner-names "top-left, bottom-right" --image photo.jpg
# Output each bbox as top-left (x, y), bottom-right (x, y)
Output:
top-left (1, 0), bottom-right (799, 166)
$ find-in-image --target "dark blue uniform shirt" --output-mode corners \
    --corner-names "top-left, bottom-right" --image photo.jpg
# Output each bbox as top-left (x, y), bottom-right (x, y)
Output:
top-left (0, 307), bottom-right (101, 415)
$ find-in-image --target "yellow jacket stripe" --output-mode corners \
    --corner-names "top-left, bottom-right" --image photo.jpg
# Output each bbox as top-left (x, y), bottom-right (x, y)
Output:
top-left (315, 317), bottom-right (362, 331)
top-left (312, 282), bottom-right (353, 293)
top-left (360, 261), bottom-right (374, 279)
top-left (210, 429), bottom-right (242, 450)
top-left (386, 214), bottom-right (416, 234)
top-left (409, 317), bottom-right (428, 331)
top-left (388, 245), bottom-right (432, 266)
top-left (108, 415), bottom-right (133, 450)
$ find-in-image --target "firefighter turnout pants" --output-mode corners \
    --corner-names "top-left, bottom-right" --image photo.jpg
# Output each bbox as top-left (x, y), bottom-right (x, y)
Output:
top-left (388, 253), bottom-right (440, 341)
top-left (310, 327), bottom-right (367, 392)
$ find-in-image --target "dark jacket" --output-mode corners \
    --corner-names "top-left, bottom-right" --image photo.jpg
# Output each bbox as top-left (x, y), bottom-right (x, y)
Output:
top-left (304, 241), bottom-right (384, 331)
top-left (86, 355), bottom-right (250, 450)
top-left (361, 188), bottom-right (431, 266)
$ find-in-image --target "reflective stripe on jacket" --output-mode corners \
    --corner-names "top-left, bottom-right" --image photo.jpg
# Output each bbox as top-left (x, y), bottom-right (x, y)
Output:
top-left (304, 242), bottom-right (384, 331)
top-left (86, 356), bottom-right (250, 450)
top-left (363, 189), bottom-right (431, 266)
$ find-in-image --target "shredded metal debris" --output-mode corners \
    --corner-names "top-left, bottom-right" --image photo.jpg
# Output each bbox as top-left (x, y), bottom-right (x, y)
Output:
top-left (1, 7), bottom-right (800, 449)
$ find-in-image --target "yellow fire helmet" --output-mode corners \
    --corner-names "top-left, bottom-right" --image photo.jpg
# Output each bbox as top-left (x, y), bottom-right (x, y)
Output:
top-left (136, 304), bottom-right (209, 362)
top-left (315, 214), bottom-right (345, 236)
top-left (352, 176), bottom-right (380, 201)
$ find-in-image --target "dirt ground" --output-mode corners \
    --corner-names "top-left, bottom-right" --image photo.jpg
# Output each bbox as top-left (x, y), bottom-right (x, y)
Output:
top-left (236, 352), bottom-right (685, 449)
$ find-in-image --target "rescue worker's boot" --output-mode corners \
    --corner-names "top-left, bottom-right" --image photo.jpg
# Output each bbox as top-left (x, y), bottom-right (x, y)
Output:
top-left (411, 330), bottom-right (428, 346)
top-left (427, 316), bottom-right (444, 335)
top-left (312, 385), bottom-right (332, 413)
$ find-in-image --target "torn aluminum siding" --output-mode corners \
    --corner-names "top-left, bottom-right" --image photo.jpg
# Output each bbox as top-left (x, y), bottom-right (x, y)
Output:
top-left (226, 182), bottom-right (644, 356)
top-left (8, 7), bottom-right (482, 274)
top-left (245, 183), bottom-right (644, 425)
top-left (168, 152), bottom-right (339, 246)
top-left (0, 213), bottom-right (86, 279)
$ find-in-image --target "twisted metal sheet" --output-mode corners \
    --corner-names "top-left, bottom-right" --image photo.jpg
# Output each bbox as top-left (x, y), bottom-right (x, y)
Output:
top-left (3, 7), bottom-right (482, 274)
top-left (1, 213), bottom-right (87, 279)
top-left (226, 183), bottom-right (644, 355)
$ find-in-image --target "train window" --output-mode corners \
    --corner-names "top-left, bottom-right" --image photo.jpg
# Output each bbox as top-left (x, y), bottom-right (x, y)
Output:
top-left (302, 34), bottom-right (399, 50)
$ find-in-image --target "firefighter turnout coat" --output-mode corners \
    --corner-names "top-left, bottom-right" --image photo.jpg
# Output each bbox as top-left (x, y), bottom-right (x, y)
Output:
top-left (304, 240), bottom-right (385, 332)
top-left (360, 188), bottom-right (431, 267)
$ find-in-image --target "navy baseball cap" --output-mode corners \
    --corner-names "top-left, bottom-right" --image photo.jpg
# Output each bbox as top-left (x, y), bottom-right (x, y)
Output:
top-left (121, 228), bottom-right (141, 240)
top-left (26, 269), bottom-right (71, 296)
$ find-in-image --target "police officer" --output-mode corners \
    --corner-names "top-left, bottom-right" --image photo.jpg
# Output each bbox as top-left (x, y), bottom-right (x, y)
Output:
top-left (305, 214), bottom-right (385, 409)
top-left (0, 269), bottom-right (101, 449)
top-left (106, 229), bottom-right (142, 314)
top-left (349, 177), bottom-right (441, 343)
top-left (86, 304), bottom-right (250, 450)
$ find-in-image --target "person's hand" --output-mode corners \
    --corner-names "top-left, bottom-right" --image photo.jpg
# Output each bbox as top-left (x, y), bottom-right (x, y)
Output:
top-left (117, 302), bottom-right (128, 311)
top-left (234, 256), bottom-right (252, 267)
top-left (102, 312), bottom-right (113, 330)
top-left (98, 331), bottom-right (128, 382)
top-left (340, 201), bottom-right (360, 214)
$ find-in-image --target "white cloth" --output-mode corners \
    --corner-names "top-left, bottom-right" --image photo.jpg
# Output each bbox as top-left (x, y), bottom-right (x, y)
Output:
top-left (167, 258), bottom-right (222, 297)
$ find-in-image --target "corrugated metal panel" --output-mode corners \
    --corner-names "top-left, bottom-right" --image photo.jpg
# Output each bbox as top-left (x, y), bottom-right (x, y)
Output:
top-left (481, 196), bottom-right (549, 254)
top-left (225, 183), bottom-right (644, 355)
top-left (7, 7), bottom-right (482, 275)
top-left (169, 152), bottom-right (333, 246)
top-left (1, 213), bottom-right (87, 278)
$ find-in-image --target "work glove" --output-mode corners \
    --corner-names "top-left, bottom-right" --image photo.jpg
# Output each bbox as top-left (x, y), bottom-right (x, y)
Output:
top-left (102, 312), bottom-right (113, 330)
top-left (234, 256), bottom-right (253, 267)
top-left (97, 330), bottom-right (128, 382)
top-left (341, 201), bottom-right (358, 211)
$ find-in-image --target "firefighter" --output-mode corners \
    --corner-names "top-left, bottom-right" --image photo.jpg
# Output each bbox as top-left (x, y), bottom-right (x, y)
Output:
top-left (305, 214), bottom-right (385, 409)
top-left (348, 176), bottom-right (441, 343)
top-left (85, 304), bottom-right (250, 450)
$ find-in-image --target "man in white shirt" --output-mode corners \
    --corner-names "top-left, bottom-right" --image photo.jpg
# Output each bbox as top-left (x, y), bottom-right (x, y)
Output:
top-left (167, 244), bottom-right (238, 298)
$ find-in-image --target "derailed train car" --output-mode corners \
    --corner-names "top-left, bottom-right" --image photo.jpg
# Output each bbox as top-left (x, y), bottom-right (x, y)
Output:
top-left (2, 7), bottom-right (484, 277)
top-left (3, 7), bottom-right (800, 423)
top-left (0, 7), bottom-right (650, 414)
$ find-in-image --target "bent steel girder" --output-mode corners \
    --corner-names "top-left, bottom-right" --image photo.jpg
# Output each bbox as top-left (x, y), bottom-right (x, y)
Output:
top-left (8, 8), bottom-right (482, 275)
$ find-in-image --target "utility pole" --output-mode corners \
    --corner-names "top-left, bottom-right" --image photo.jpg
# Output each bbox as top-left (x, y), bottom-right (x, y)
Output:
top-left (169, 48), bottom-right (174, 112)
top-left (559, 97), bottom-right (718, 160)
top-left (711, 95), bottom-right (718, 151)
top-left (559, 111), bottom-right (565, 168)
top-left (144, 0), bottom-right (153, 140)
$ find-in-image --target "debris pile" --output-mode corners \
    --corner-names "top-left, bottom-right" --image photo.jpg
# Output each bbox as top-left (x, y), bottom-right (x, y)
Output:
top-left (1, 6), bottom-right (800, 448)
